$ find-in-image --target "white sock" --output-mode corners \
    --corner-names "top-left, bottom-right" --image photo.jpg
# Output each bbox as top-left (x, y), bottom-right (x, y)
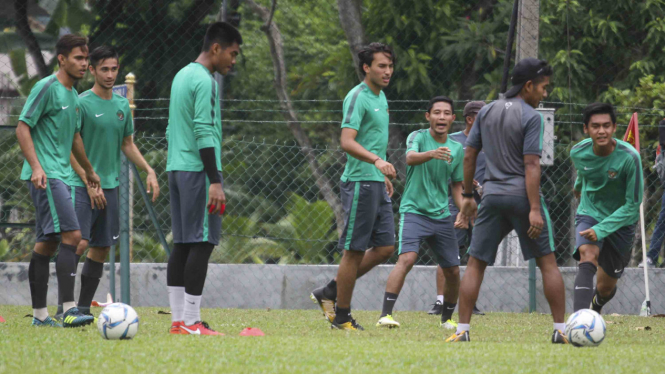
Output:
top-left (184, 293), bottom-right (202, 326)
top-left (33, 308), bottom-right (48, 321)
top-left (554, 323), bottom-right (566, 332)
top-left (168, 286), bottom-right (185, 322)
top-left (456, 323), bottom-right (470, 334)
top-left (63, 301), bottom-right (76, 313)
top-left (437, 295), bottom-right (444, 303)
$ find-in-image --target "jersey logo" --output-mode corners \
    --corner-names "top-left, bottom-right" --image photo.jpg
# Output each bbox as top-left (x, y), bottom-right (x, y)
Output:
top-left (62, 106), bottom-right (69, 110)
top-left (504, 102), bottom-right (513, 109)
top-left (95, 113), bottom-right (105, 118)
top-left (117, 110), bottom-right (124, 121)
top-left (607, 168), bottom-right (618, 180)
top-left (583, 166), bottom-right (594, 170)
top-left (374, 108), bottom-right (380, 111)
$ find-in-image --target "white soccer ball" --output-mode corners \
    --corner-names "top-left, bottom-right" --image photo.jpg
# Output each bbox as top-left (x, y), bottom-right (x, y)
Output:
top-left (97, 303), bottom-right (139, 340)
top-left (565, 309), bottom-right (606, 347)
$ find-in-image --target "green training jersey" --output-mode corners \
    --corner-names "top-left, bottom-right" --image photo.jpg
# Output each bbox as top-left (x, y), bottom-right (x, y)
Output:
top-left (571, 138), bottom-right (643, 240)
top-left (399, 129), bottom-right (464, 219)
top-left (69, 90), bottom-right (134, 189)
top-left (19, 75), bottom-right (81, 182)
top-left (166, 62), bottom-right (222, 172)
top-left (340, 82), bottom-right (389, 183)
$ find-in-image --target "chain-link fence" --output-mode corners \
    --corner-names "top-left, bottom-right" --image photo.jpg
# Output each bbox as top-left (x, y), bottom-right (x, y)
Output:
top-left (2, 0), bottom-right (665, 314)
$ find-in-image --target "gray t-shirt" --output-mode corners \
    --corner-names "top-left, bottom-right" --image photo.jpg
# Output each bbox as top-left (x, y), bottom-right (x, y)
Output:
top-left (466, 97), bottom-right (543, 197)
top-left (449, 131), bottom-right (486, 185)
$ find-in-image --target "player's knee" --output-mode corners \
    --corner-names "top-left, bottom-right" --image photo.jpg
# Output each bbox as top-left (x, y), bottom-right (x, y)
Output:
top-left (76, 240), bottom-right (89, 255)
top-left (376, 245), bottom-right (394, 260)
top-left (89, 247), bottom-right (110, 262)
top-left (442, 266), bottom-right (460, 280)
top-left (397, 253), bottom-right (417, 270)
top-left (62, 230), bottom-right (82, 246)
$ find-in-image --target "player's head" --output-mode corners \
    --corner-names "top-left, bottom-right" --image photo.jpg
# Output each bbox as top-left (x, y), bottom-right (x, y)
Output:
top-left (358, 43), bottom-right (395, 90)
top-left (426, 96), bottom-right (455, 135)
top-left (463, 101), bottom-right (485, 127)
top-left (56, 34), bottom-right (89, 80)
top-left (505, 58), bottom-right (552, 108)
top-left (583, 102), bottom-right (617, 147)
top-left (202, 22), bottom-right (242, 76)
top-left (88, 46), bottom-right (120, 90)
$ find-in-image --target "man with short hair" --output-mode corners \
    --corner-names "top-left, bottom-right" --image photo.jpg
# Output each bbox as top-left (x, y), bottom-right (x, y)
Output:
top-left (570, 103), bottom-right (642, 313)
top-left (57, 45), bottom-right (159, 319)
top-left (446, 58), bottom-right (567, 343)
top-left (166, 22), bottom-right (241, 335)
top-left (376, 96), bottom-right (466, 330)
top-left (310, 43), bottom-right (396, 330)
top-left (16, 34), bottom-right (100, 327)
top-left (428, 100), bottom-right (486, 316)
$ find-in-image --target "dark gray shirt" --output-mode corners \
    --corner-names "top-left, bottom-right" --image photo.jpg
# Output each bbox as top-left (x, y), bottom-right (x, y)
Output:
top-left (449, 130), bottom-right (486, 185)
top-left (466, 97), bottom-right (544, 197)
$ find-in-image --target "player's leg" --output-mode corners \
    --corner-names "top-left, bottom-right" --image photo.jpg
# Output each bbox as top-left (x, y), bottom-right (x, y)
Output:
top-left (333, 249), bottom-right (365, 330)
top-left (572, 215), bottom-right (603, 311)
top-left (591, 224), bottom-right (634, 313)
top-left (430, 215), bottom-right (461, 328)
top-left (591, 267), bottom-right (618, 314)
top-left (427, 266), bottom-right (445, 315)
top-left (166, 171), bottom-right (189, 333)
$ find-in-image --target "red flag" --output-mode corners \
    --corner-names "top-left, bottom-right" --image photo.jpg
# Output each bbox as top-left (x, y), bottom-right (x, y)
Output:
top-left (623, 112), bottom-right (640, 152)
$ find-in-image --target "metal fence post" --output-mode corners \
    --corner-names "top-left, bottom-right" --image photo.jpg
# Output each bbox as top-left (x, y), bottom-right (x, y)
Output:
top-left (119, 155), bottom-right (131, 305)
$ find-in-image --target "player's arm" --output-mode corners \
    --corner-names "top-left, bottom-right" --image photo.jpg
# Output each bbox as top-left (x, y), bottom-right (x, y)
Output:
top-left (591, 155), bottom-right (643, 241)
top-left (16, 121), bottom-right (46, 189)
top-left (340, 128), bottom-right (395, 179)
top-left (524, 154), bottom-right (543, 239)
top-left (451, 181), bottom-right (468, 229)
top-left (71, 133), bottom-right (100, 189)
top-left (121, 136), bottom-right (160, 202)
top-left (573, 173), bottom-right (582, 200)
top-left (70, 153), bottom-right (106, 209)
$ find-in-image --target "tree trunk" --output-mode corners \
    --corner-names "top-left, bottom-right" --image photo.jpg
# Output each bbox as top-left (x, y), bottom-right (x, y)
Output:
top-left (15, 0), bottom-right (49, 78)
top-left (245, 0), bottom-right (344, 235)
top-left (337, 0), bottom-right (367, 81)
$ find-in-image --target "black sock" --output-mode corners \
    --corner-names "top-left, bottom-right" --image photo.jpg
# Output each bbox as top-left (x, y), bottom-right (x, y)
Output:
top-left (78, 258), bottom-right (104, 312)
top-left (167, 243), bottom-right (191, 287)
top-left (57, 253), bottom-right (81, 311)
top-left (28, 251), bottom-right (51, 309)
top-left (334, 306), bottom-right (351, 324)
top-left (441, 301), bottom-right (457, 322)
top-left (381, 292), bottom-right (398, 317)
top-left (573, 262), bottom-right (597, 311)
top-left (55, 243), bottom-right (78, 304)
top-left (184, 243), bottom-right (214, 296)
top-left (323, 279), bottom-right (337, 300)
top-left (591, 286), bottom-right (617, 313)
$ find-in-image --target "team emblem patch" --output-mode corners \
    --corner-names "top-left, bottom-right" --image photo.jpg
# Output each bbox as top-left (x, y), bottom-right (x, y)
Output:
top-left (608, 168), bottom-right (618, 180)
top-left (117, 110), bottom-right (124, 121)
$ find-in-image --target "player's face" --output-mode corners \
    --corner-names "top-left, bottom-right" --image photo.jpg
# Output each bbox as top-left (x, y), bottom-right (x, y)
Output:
top-left (213, 42), bottom-right (240, 76)
top-left (90, 58), bottom-right (119, 90)
top-left (60, 46), bottom-right (89, 80)
top-left (426, 101), bottom-right (455, 135)
top-left (523, 76), bottom-right (549, 107)
top-left (584, 113), bottom-right (616, 147)
top-left (364, 53), bottom-right (393, 89)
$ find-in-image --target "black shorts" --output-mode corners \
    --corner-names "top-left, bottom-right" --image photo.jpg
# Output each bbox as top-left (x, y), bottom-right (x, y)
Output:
top-left (73, 186), bottom-right (119, 247)
top-left (28, 179), bottom-right (80, 242)
top-left (398, 213), bottom-right (459, 268)
top-left (574, 214), bottom-right (636, 279)
top-left (169, 171), bottom-right (223, 245)
top-left (337, 181), bottom-right (395, 251)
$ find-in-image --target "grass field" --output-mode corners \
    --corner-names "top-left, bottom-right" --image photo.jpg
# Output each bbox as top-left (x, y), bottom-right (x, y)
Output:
top-left (1, 305), bottom-right (663, 373)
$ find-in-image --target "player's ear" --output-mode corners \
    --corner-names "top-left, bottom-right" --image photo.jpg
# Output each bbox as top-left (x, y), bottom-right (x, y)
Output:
top-left (363, 63), bottom-right (370, 75)
top-left (425, 111), bottom-right (431, 122)
top-left (451, 114), bottom-right (456, 122)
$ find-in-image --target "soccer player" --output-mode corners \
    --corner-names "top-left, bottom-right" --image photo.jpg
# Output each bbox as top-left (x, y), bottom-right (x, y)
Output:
top-left (376, 96), bottom-right (466, 329)
top-left (57, 46), bottom-right (159, 319)
top-left (570, 103), bottom-right (642, 313)
top-left (166, 22), bottom-right (241, 335)
top-left (310, 43), bottom-right (396, 330)
top-left (446, 58), bottom-right (568, 343)
top-left (15, 34), bottom-right (100, 327)
top-left (428, 101), bottom-right (486, 316)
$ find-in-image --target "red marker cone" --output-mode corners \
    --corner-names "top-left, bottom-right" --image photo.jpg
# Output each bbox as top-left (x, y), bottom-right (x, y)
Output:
top-left (0, 316), bottom-right (5, 323)
top-left (239, 327), bottom-right (265, 336)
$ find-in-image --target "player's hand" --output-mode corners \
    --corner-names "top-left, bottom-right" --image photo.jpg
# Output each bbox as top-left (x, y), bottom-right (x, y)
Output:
top-left (31, 167), bottom-right (47, 190)
top-left (88, 185), bottom-right (107, 210)
top-left (384, 176), bottom-right (394, 198)
top-left (429, 147), bottom-right (451, 162)
top-left (454, 213), bottom-right (469, 229)
top-left (207, 183), bottom-right (226, 215)
top-left (374, 159), bottom-right (396, 179)
top-left (580, 228), bottom-right (598, 242)
top-left (146, 170), bottom-right (160, 202)
top-left (527, 208), bottom-right (544, 239)
top-left (573, 189), bottom-right (581, 200)
top-left (86, 170), bottom-right (101, 189)
top-left (461, 197), bottom-right (477, 222)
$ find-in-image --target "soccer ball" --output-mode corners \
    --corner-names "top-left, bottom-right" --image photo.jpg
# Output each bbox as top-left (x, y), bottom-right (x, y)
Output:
top-left (564, 309), bottom-right (606, 347)
top-left (97, 303), bottom-right (139, 340)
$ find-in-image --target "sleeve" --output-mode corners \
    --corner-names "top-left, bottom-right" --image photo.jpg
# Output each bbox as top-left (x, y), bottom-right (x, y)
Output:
top-left (18, 81), bottom-right (51, 128)
top-left (340, 90), bottom-right (365, 131)
top-left (592, 152), bottom-right (644, 240)
top-left (124, 102), bottom-right (134, 137)
top-left (451, 146), bottom-right (464, 182)
top-left (523, 112), bottom-right (544, 156)
top-left (192, 75), bottom-right (217, 150)
top-left (405, 131), bottom-right (422, 153)
top-left (466, 114), bottom-right (482, 150)
top-left (574, 174), bottom-right (583, 192)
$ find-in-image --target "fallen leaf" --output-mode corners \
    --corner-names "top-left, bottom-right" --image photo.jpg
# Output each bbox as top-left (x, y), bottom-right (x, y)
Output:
top-left (157, 310), bottom-right (172, 315)
top-left (635, 326), bottom-right (652, 331)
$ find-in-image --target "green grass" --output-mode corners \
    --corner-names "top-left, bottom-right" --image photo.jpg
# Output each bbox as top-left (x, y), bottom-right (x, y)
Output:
top-left (0, 305), bottom-right (663, 373)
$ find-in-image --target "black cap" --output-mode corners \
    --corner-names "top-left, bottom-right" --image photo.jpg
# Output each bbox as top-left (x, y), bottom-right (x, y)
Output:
top-left (505, 58), bottom-right (551, 98)
top-left (463, 101), bottom-right (485, 117)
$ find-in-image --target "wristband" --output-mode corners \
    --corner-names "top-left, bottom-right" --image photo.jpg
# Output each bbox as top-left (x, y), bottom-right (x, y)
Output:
top-left (372, 157), bottom-right (381, 165)
top-left (462, 192), bottom-right (474, 198)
